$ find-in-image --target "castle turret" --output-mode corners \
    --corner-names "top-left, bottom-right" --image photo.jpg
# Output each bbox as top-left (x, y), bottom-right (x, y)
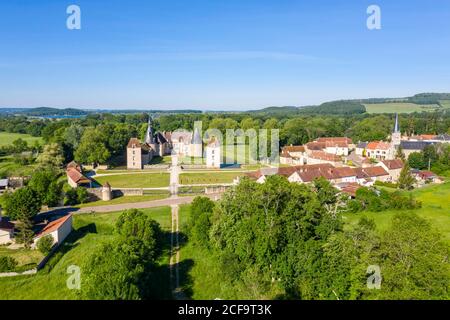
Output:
top-left (145, 116), bottom-right (155, 145)
top-left (101, 182), bottom-right (112, 201)
top-left (191, 127), bottom-right (203, 158)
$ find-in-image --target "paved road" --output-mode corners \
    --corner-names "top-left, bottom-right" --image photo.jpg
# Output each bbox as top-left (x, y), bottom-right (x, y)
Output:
top-left (75, 193), bottom-right (222, 213)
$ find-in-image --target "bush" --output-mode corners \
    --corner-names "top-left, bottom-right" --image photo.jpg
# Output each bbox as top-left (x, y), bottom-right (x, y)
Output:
top-left (76, 187), bottom-right (89, 204)
top-left (36, 235), bottom-right (54, 255)
top-left (0, 256), bottom-right (18, 272)
top-left (64, 188), bottom-right (78, 206)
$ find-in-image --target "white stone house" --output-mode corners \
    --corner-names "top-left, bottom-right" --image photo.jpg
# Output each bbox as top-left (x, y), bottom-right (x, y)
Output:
top-left (0, 211), bottom-right (14, 245)
top-left (33, 214), bottom-right (73, 248)
top-left (206, 138), bottom-right (221, 169)
top-left (376, 159), bottom-right (404, 182)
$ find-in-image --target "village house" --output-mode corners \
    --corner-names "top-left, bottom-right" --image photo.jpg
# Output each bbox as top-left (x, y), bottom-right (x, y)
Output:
top-left (0, 210), bottom-right (14, 245)
top-left (355, 142), bottom-right (368, 156)
top-left (365, 141), bottom-right (395, 161)
top-left (399, 140), bottom-right (434, 159)
top-left (376, 159), bottom-right (404, 182)
top-left (0, 178), bottom-right (9, 193)
top-left (66, 161), bottom-right (91, 188)
top-left (411, 170), bottom-right (443, 185)
top-left (280, 145), bottom-right (306, 165)
top-left (306, 150), bottom-right (343, 167)
top-left (33, 214), bottom-right (73, 248)
top-left (315, 137), bottom-right (353, 156)
top-left (354, 166), bottom-right (390, 186)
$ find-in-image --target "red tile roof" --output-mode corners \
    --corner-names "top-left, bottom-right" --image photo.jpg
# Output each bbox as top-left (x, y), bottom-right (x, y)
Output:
top-left (381, 159), bottom-right (403, 170)
top-left (340, 183), bottom-right (361, 197)
top-left (305, 142), bottom-right (326, 151)
top-left (316, 137), bottom-right (353, 144)
top-left (366, 141), bottom-right (391, 150)
top-left (360, 166), bottom-right (389, 177)
top-left (309, 150), bottom-right (342, 162)
top-left (282, 145), bottom-right (306, 153)
top-left (35, 214), bottom-right (72, 238)
top-left (67, 168), bottom-right (90, 184)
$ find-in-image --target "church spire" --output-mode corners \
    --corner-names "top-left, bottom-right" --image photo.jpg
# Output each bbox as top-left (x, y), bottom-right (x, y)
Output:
top-left (394, 113), bottom-right (400, 133)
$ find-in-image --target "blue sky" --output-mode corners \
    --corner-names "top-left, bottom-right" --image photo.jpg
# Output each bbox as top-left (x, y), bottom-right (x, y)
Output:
top-left (0, 0), bottom-right (449, 110)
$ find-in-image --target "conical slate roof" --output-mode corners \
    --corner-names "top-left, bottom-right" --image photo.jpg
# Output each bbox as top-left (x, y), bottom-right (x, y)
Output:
top-left (192, 127), bottom-right (202, 144)
top-left (145, 116), bottom-right (155, 144)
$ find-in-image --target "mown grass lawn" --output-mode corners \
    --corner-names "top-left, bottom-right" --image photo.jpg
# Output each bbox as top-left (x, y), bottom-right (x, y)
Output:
top-left (0, 132), bottom-right (43, 147)
top-left (0, 206), bottom-right (172, 300)
top-left (343, 182), bottom-right (450, 243)
top-left (75, 193), bottom-right (170, 208)
top-left (364, 103), bottom-right (441, 114)
top-left (94, 172), bottom-right (170, 188)
top-left (179, 172), bottom-right (244, 185)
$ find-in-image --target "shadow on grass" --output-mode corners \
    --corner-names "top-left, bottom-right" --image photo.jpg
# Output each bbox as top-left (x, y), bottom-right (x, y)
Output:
top-left (39, 223), bottom-right (97, 274)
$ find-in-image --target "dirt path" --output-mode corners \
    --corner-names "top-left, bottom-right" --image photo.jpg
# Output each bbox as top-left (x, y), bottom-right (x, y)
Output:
top-left (170, 205), bottom-right (186, 300)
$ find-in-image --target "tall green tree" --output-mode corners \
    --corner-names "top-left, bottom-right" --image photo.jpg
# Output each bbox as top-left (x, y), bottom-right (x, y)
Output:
top-left (398, 162), bottom-right (416, 190)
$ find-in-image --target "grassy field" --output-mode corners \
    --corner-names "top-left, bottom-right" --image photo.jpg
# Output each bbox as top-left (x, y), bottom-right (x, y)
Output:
top-left (94, 172), bottom-right (170, 188)
top-left (0, 247), bottom-right (43, 269)
top-left (75, 193), bottom-right (170, 208)
top-left (364, 103), bottom-right (441, 114)
top-left (343, 182), bottom-right (450, 243)
top-left (0, 206), bottom-right (172, 300)
top-left (439, 100), bottom-right (450, 109)
top-left (0, 132), bottom-right (43, 147)
top-left (0, 155), bottom-right (37, 176)
top-left (180, 172), bottom-right (244, 185)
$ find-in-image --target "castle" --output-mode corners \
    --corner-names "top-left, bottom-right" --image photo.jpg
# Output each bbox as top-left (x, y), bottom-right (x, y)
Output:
top-left (127, 116), bottom-right (220, 169)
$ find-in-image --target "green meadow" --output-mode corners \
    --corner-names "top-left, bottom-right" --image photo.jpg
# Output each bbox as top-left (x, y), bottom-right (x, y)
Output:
top-left (0, 206), bottom-right (172, 300)
top-left (343, 182), bottom-right (450, 243)
top-left (0, 132), bottom-right (43, 147)
top-left (94, 172), bottom-right (170, 188)
top-left (364, 103), bottom-right (441, 114)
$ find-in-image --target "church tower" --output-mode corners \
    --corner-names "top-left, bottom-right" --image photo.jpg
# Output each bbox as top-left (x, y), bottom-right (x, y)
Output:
top-left (392, 113), bottom-right (401, 146)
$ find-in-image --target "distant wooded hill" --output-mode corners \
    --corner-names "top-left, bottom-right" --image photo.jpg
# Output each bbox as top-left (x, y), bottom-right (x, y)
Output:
top-left (249, 93), bottom-right (450, 115)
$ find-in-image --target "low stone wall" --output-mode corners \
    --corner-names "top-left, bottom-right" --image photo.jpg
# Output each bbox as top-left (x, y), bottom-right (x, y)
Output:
top-left (113, 188), bottom-right (144, 197)
top-left (181, 164), bottom-right (207, 170)
top-left (143, 164), bottom-right (170, 170)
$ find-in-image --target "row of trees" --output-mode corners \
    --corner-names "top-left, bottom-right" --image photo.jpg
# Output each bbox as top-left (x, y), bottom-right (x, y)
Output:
top-left (408, 144), bottom-right (450, 175)
top-left (186, 177), bottom-right (449, 299)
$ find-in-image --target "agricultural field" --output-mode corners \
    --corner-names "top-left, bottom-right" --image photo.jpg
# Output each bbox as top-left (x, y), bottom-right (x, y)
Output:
top-left (343, 182), bottom-right (450, 243)
top-left (0, 206), bottom-right (172, 300)
top-left (94, 172), bottom-right (170, 188)
top-left (0, 132), bottom-right (43, 147)
top-left (364, 103), bottom-right (441, 114)
top-left (179, 171), bottom-right (245, 185)
top-left (439, 100), bottom-right (450, 109)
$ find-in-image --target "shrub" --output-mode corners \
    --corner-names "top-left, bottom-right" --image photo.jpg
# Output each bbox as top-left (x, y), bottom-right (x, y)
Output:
top-left (374, 180), bottom-right (398, 188)
top-left (36, 235), bottom-right (54, 255)
top-left (76, 187), bottom-right (89, 204)
top-left (0, 256), bottom-right (18, 272)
